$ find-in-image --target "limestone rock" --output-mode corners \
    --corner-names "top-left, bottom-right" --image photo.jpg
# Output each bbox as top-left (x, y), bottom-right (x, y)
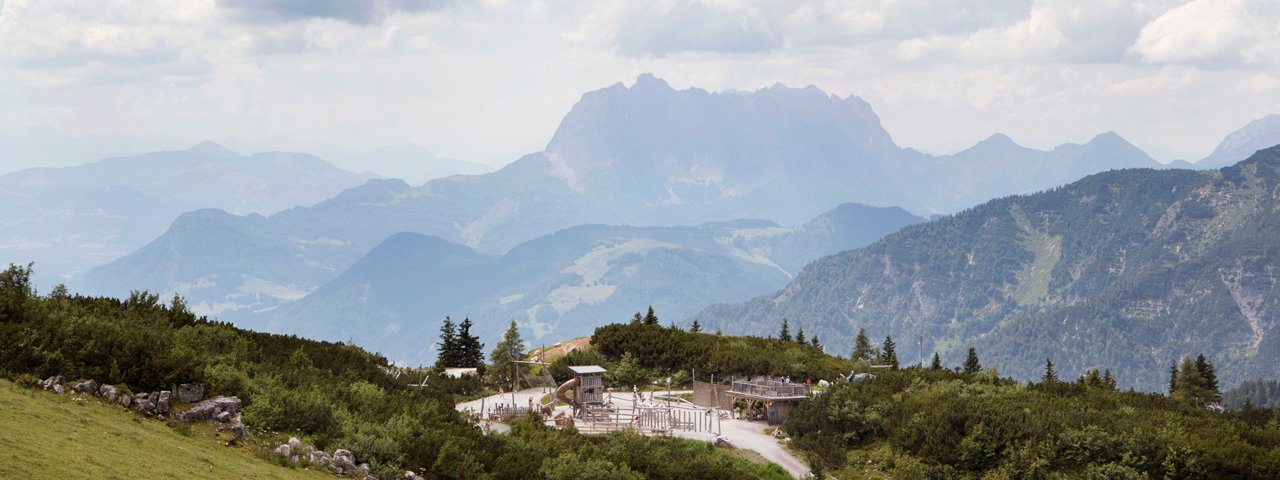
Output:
top-left (229, 421), bottom-right (246, 440)
top-left (72, 379), bottom-right (98, 394)
top-left (287, 437), bottom-right (303, 451)
top-left (275, 444), bottom-right (291, 457)
top-left (404, 471), bottom-right (418, 479)
top-left (330, 449), bottom-right (357, 476)
top-left (215, 411), bottom-right (231, 422)
top-left (178, 396), bottom-right (242, 422)
top-left (177, 383), bottom-right (205, 403)
top-left (52, 384), bottom-right (65, 394)
top-left (154, 391), bottom-right (171, 414)
top-left (40, 375), bottom-right (64, 390)
top-left (98, 384), bottom-right (118, 402)
top-left (118, 394), bottom-right (133, 408)
top-left (135, 399), bottom-right (154, 413)
top-left (310, 450), bottom-right (329, 465)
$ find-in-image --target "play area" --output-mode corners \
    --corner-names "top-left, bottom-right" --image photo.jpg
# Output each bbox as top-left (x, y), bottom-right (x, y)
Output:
top-left (453, 365), bottom-right (814, 477)
top-left (458, 364), bottom-right (814, 435)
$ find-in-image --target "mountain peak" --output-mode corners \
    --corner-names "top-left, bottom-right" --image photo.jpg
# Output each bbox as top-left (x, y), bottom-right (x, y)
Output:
top-left (1086, 131), bottom-right (1125, 145)
top-left (1205, 114), bottom-right (1280, 166)
top-left (631, 73), bottom-right (671, 91)
top-left (978, 133), bottom-right (1018, 148)
top-left (189, 141), bottom-right (240, 158)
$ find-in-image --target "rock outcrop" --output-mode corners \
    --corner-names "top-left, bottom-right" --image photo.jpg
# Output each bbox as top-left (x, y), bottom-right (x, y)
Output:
top-left (178, 383), bottom-right (205, 403)
top-left (72, 379), bottom-right (98, 394)
top-left (38, 375), bottom-right (64, 391)
top-left (178, 396), bottom-right (242, 422)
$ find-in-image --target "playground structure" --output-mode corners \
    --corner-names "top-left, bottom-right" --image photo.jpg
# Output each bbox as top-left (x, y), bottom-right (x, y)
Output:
top-left (539, 365), bottom-right (722, 436)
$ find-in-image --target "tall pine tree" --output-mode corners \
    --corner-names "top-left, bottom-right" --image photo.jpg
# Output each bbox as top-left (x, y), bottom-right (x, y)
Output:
top-left (1174, 356), bottom-right (1210, 407)
top-left (489, 319), bottom-right (526, 389)
top-left (642, 306), bottom-right (659, 325)
top-left (852, 328), bottom-right (874, 362)
top-left (881, 336), bottom-right (898, 369)
top-left (436, 316), bottom-right (459, 367)
top-left (690, 319), bottom-right (702, 333)
top-left (930, 352), bottom-right (943, 370)
top-left (1042, 358), bottom-right (1058, 383)
top-left (1196, 354), bottom-right (1221, 403)
top-left (456, 317), bottom-right (485, 368)
top-left (795, 326), bottom-right (806, 344)
top-left (962, 347), bottom-right (982, 374)
top-left (1169, 362), bottom-right (1179, 396)
top-left (779, 319), bottom-right (792, 342)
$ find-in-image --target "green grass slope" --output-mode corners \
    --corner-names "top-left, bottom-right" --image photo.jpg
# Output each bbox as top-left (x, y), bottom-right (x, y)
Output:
top-left (0, 380), bottom-right (328, 480)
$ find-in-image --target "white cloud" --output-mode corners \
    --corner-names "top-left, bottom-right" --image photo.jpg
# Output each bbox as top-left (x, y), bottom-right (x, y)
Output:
top-left (1, 0), bottom-right (1279, 170)
top-left (1129, 0), bottom-right (1280, 67)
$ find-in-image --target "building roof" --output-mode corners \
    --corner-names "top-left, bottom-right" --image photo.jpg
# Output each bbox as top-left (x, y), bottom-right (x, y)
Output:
top-left (568, 365), bottom-right (607, 374)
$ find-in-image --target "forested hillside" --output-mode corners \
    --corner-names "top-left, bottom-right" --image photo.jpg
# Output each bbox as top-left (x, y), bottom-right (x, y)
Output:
top-left (783, 368), bottom-right (1280, 479)
top-left (698, 147), bottom-right (1280, 391)
top-left (0, 264), bottom-right (785, 479)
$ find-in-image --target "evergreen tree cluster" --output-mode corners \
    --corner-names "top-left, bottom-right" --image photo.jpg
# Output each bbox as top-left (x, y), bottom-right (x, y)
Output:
top-left (1169, 354), bottom-right (1222, 407)
top-left (435, 316), bottom-right (485, 368)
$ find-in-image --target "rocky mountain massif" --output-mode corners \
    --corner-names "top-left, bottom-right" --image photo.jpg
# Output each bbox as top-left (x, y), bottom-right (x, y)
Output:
top-left (0, 142), bottom-right (372, 286)
top-left (244, 203), bottom-right (922, 363)
top-left (697, 147), bottom-right (1280, 391)
top-left (83, 74), bottom-right (1164, 326)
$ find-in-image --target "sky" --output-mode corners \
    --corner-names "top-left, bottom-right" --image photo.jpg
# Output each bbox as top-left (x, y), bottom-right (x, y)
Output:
top-left (2, 0), bottom-right (1280, 170)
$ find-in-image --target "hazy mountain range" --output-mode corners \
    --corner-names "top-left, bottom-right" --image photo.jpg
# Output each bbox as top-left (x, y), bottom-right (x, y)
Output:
top-left (79, 75), bottom-right (1188, 331)
top-left (245, 203), bottom-right (922, 363)
top-left (11, 74), bottom-right (1280, 372)
top-left (0, 142), bottom-right (373, 285)
top-left (697, 147), bottom-right (1280, 391)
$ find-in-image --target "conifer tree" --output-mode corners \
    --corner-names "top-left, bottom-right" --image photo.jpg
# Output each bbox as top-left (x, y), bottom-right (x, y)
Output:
top-left (1080, 369), bottom-right (1103, 388)
top-left (779, 319), bottom-right (792, 342)
top-left (1102, 369), bottom-right (1116, 390)
top-left (642, 306), bottom-right (659, 325)
top-left (962, 347), bottom-right (981, 374)
top-left (852, 328), bottom-right (874, 362)
top-left (1169, 362), bottom-right (1179, 396)
top-left (810, 335), bottom-right (821, 349)
top-left (1042, 358), bottom-right (1058, 383)
top-left (456, 317), bottom-right (485, 368)
top-left (930, 352), bottom-right (943, 370)
top-left (1174, 356), bottom-right (1209, 406)
top-left (1196, 354), bottom-right (1221, 403)
top-left (881, 335), bottom-right (898, 369)
top-left (436, 316), bottom-right (459, 367)
top-left (795, 326), bottom-right (806, 344)
top-left (631, 312), bottom-right (643, 324)
top-left (489, 319), bottom-right (526, 388)
top-left (690, 319), bottom-right (702, 333)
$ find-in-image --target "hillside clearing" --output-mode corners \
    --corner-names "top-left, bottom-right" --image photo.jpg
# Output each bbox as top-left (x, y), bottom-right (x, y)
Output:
top-left (0, 380), bottom-right (328, 480)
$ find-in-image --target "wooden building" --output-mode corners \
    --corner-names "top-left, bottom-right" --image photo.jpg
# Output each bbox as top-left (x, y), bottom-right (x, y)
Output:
top-left (568, 365), bottom-right (607, 406)
top-left (724, 378), bottom-right (809, 425)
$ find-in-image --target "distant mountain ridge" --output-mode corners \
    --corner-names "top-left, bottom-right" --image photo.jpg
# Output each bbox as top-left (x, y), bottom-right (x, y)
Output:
top-left (217, 203), bottom-right (923, 362)
top-left (1199, 114), bottom-right (1280, 169)
top-left (695, 147), bottom-right (1280, 391)
top-left (84, 74), bottom-right (1167, 321)
top-left (1, 143), bottom-right (371, 286)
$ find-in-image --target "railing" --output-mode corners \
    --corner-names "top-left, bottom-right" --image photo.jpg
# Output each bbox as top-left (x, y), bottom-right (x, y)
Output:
top-left (728, 380), bottom-right (809, 398)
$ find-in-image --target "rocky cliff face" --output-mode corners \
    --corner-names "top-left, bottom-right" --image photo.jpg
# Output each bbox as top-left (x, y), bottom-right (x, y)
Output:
top-left (697, 147), bottom-right (1280, 391)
